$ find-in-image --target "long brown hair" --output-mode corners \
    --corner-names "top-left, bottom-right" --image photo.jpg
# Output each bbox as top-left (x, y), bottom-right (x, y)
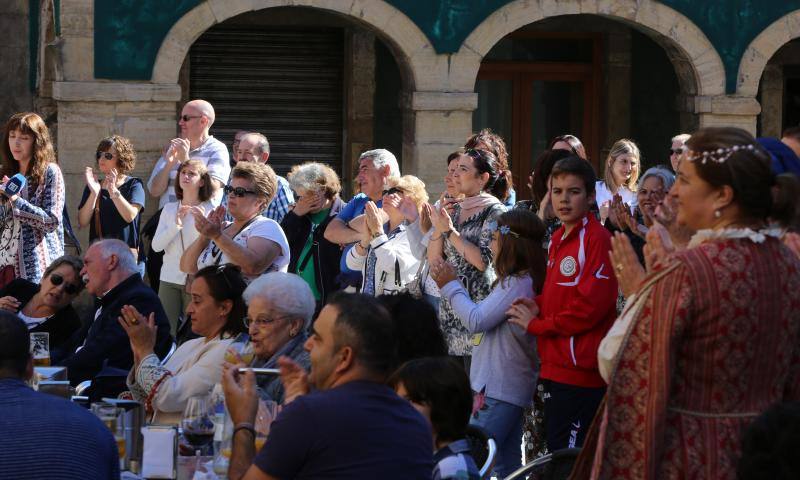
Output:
top-left (493, 209), bottom-right (547, 293)
top-left (1, 112), bottom-right (56, 186)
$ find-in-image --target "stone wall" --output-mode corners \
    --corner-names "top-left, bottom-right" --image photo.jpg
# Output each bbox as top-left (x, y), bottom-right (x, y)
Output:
top-left (0, 0), bottom-right (34, 122)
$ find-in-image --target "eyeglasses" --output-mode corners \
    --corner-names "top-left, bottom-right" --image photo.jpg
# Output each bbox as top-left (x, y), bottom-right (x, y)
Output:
top-left (381, 187), bottom-right (404, 196)
top-left (180, 114), bottom-right (203, 122)
top-left (96, 151), bottom-right (114, 160)
top-left (50, 273), bottom-right (82, 295)
top-left (224, 185), bottom-right (258, 198)
top-left (243, 315), bottom-right (289, 329)
top-left (669, 148), bottom-right (684, 155)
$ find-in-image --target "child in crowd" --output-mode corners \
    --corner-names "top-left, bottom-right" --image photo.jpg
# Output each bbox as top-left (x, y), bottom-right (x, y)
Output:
top-left (389, 357), bottom-right (481, 480)
top-left (430, 209), bottom-right (545, 477)
top-left (507, 156), bottom-right (618, 452)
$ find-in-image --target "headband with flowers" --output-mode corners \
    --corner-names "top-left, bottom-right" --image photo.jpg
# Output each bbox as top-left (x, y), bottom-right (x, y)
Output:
top-left (685, 144), bottom-right (756, 164)
top-left (486, 220), bottom-right (520, 238)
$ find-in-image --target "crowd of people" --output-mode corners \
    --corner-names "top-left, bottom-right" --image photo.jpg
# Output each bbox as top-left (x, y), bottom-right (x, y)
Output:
top-left (0, 98), bottom-right (798, 480)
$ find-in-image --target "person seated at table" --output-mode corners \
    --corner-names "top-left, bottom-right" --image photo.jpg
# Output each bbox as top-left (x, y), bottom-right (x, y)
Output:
top-left (0, 255), bottom-right (84, 350)
top-left (243, 272), bottom-right (314, 404)
top-left (378, 293), bottom-right (448, 366)
top-left (54, 239), bottom-right (172, 386)
top-left (389, 357), bottom-right (481, 480)
top-left (221, 292), bottom-right (433, 480)
top-left (121, 263), bottom-right (247, 424)
top-left (0, 312), bottom-right (119, 479)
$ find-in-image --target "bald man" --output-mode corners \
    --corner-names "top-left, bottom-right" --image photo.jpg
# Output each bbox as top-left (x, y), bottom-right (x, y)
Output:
top-left (147, 99), bottom-right (231, 208)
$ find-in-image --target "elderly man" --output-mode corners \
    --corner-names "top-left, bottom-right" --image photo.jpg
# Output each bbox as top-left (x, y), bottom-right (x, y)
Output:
top-left (147, 99), bottom-right (231, 207)
top-left (669, 133), bottom-right (691, 172)
top-left (231, 130), bottom-right (250, 167)
top-left (243, 272), bottom-right (313, 403)
top-left (236, 132), bottom-right (294, 223)
top-left (55, 239), bottom-right (172, 386)
top-left (223, 292), bottom-right (432, 480)
top-left (0, 312), bottom-right (119, 479)
top-left (323, 149), bottom-right (400, 287)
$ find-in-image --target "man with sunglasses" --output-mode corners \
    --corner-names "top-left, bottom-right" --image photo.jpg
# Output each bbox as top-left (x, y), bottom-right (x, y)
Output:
top-left (147, 99), bottom-right (231, 208)
top-left (669, 133), bottom-right (690, 172)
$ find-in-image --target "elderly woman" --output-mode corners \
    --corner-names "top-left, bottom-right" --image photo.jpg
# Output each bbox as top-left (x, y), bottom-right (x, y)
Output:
top-left (181, 161), bottom-right (290, 281)
top-left (242, 272), bottom-right (314, 404)
top-left (0, 255), bottom-right (83, 350)
top-left (575, 127), bottom-right (800, 479)
top-left (281, 162), bottom-right (344, 305)
top-left (120, 264), bottom-right (247, 424)
top-left (346, 175), bottom-right (429, 296)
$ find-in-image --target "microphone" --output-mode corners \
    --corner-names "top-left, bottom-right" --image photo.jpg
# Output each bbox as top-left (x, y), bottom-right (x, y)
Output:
top-left (2, 173), bottom-right (26, 198)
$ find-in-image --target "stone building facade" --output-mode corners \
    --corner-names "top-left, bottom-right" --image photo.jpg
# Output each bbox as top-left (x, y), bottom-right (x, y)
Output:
top-left (4, 0), bottom-right (800, 244)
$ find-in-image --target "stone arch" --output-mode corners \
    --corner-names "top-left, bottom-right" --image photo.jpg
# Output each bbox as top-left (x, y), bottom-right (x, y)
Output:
top-left (737, 10), bottom-right (800, 97)
top-left (454, 0), bottom-right (726, 96)
top-left (150, 0), bottom-right (436, 91)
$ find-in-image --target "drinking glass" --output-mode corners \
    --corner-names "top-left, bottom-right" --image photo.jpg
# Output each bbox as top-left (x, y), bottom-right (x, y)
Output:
top-left (91, 402), bottom-right (120, 432)
top-left (30, 332), bottom-right (50, 367)
top-left (181, 395), bottom-right (216, 455)
top-left (254, 399), bottom-right (278, 452)
top-left (225, 333), bottom-right (255, 365)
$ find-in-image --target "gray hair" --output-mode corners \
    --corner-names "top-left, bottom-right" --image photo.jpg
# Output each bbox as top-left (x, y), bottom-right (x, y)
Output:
top-left (671, 133), bottom-right (691, 145)
top-left (360, 149), bottom-right (400, 178)
top-left (92, 239), bottom-right (138, 274)
top-left (287, 162), bottom-right (341, 198)
top-left (639, 166), bottom-right (675, 192)
top-left (242, 132), bottom-right (270, 155)
top-left (243, 272), bottom-right (315, 328)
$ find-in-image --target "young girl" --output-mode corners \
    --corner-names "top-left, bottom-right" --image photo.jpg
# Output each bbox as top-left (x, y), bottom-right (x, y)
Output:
top-left (78, 135), bottom-right (145, 264)
top-left (430, 209), bottom-right (545, 477)
top-left (151, 159), bottom-right (215, 336)
top-left (596, 139), bottom-right (640, 222)
top-left (0, 112), bottom-right (65, 285)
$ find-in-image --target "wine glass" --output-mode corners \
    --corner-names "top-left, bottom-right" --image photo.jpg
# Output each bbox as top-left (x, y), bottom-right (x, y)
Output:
top-left (181, 395), bottom-right (216, 458)
top-left (225, 333), bottom-right (255, 365)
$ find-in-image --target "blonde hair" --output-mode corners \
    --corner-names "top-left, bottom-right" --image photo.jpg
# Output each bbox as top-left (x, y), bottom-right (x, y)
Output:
top-left (387, 175), bottom-right (428, 211)
top-left (603, 139), bottom-right (640, 192)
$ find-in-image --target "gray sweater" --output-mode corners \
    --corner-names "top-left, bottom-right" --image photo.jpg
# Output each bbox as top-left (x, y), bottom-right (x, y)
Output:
top-left (440, 274), bottom-right (539, 408)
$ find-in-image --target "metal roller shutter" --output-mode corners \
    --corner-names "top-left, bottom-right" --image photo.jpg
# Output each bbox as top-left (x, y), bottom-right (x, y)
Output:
top-left (189, 25), bottom-right (344, 177)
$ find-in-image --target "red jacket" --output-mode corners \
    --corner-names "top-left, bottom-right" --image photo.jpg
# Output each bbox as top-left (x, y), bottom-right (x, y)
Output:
top-left (527, 215), bottom-right (618, 388)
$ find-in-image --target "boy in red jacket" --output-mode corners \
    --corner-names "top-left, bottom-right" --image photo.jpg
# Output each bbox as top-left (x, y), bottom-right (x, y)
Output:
top-left (508, 156), bottom-right (618, 451)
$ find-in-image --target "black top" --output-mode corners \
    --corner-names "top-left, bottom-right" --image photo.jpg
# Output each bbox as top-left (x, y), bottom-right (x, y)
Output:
top-left (281, 197), bottom-right (345, 305)
top-left (0, 278), bottom-right (82, 351)
top-left (78, 177), bottom-right (146, 256)
top-left (55, 273), bottom-right (172, 385)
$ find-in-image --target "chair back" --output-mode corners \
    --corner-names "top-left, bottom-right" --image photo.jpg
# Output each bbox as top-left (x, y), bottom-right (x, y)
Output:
top-left (464, 424), bottom-right (497, 480)
top-left (160, 342), bottom-right (177, 366)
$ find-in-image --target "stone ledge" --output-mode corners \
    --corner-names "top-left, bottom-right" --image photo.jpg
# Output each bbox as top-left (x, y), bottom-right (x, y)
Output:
top-left (407, 92), bottom-right (478, 111)
top-left (52, 82), bottom-right (182, 102)
top-left (691, 95), bottom-right (761, 116)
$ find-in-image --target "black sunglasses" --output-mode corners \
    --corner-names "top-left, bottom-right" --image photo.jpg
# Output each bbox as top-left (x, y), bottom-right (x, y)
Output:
top-left (224, 185), bottom-right (258, 198)
top-left (180, 114), bottom-right (203, 122)
top-left (669, 148), bottom-right (684, 155)
top-left (382, 187), bottom-right (404, 196)
top-left (96, 151), bottom-right (114, 160)
top-left (50, 273), bottom-right (82, 295)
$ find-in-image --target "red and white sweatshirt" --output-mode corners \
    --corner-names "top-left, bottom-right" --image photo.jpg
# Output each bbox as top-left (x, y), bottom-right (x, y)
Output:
top-left (527, 214), bottom-right (618, 388)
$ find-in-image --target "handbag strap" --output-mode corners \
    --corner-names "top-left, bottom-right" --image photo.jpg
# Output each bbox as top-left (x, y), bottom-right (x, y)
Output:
top-left (212, 215), bottom-right (259, 266)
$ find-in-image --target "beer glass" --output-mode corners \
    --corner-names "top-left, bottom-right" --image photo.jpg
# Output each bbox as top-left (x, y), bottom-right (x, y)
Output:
top-left (30, 332), bottom-right (50, 367)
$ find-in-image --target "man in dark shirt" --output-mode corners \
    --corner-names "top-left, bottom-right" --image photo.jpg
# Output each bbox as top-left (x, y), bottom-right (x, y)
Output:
top-left (0, 312), bottom-right (119, 479)
top-left (223, 292), bottom-right (433, 480)
top-left (55, 239), bottom-right (172, 385)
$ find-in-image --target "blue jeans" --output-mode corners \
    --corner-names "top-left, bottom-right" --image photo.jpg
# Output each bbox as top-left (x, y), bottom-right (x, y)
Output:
top-left (470, 396), bottom-right (524, 477)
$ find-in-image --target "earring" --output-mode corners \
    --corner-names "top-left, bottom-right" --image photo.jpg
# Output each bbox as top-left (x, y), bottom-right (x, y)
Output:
top-left (714, 209), bottom-right (721, 218)
top-left (289, 329), bottom-right (297, 337)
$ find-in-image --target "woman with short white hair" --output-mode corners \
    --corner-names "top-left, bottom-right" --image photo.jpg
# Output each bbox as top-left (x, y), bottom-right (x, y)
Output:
top-left (243, 272), bottom-right (314, 403)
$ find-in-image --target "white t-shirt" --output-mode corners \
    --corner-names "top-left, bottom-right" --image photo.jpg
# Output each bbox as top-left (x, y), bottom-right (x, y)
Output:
top-left (196, 216), bottom-right (290, 280)
top-left (595, 181), bottom-right (637, 210)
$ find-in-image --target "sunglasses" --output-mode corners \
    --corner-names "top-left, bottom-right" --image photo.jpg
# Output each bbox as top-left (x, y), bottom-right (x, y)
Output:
top-left (669, 148), bottom-right (684, 155)
top-left (50, 273), bottom-right (82, 295)
top-left (180, 114), bottom-right (203, 122)
top-left (382, 187), bottom-right (404, 196)
top-left (96, 151), bottom-right (114, 160)
top-left (224, 184), bottom-right (258, 198)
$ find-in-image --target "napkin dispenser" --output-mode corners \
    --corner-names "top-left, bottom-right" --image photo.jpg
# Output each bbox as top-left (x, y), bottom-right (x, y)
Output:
top-left (141, 425), bottom-right (178, 479)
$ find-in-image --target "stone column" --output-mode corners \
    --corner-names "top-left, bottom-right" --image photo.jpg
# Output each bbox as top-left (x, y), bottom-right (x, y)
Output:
top-left (404, 92), bottom-right (477, 198)
top-left (691, 95), bottom-right (762, 135)
top-left (759, 64), bottom-right (784, 138)
top-left (52, 82), bottom-right (181, 247)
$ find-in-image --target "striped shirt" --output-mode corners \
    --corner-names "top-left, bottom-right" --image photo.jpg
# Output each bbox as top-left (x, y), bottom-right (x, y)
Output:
top-left (0, 378), bottom-right (119, 479)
